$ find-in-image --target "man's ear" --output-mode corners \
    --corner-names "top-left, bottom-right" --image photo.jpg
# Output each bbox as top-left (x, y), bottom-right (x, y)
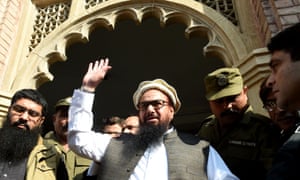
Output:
top-left (7, 106), bottom-right (13, 114)
top-left (52, 114), bottom-right (57, 123)
top-left (170, 106), bottom-right (174, 114)
top-left (243, 86), bottom-right (248, 94)
top-left (38, 116), bottom-right (45, 127)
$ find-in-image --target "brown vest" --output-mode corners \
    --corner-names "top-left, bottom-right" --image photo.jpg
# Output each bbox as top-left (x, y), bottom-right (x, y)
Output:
top-left (97, 130), bottom-right (209, 180)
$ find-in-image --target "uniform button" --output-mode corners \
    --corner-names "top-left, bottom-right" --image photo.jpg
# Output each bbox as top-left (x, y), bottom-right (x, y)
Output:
top-left (3, 173), bottom-right (7, 177)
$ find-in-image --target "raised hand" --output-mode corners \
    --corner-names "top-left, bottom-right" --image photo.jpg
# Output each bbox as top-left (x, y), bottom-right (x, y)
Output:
top-left (81, 58), bottom-right (112, 92)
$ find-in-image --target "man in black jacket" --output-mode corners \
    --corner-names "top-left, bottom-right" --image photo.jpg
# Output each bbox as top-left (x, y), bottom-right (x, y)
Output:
top-left (266, 22), bottom-right (300, 180)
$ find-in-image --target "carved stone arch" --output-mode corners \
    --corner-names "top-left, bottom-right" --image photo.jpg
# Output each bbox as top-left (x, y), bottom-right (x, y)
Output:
top-left (11, 0), bottom-right (247, 91)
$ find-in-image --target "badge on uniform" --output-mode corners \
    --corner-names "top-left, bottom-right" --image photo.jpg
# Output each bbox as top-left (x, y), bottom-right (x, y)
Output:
top-left (228, 140), bottom-right (256, 147)
top-left (216, 74), bottom-right (228, 87)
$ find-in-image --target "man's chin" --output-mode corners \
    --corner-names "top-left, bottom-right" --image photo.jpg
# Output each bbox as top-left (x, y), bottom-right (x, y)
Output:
top-left (0, 124), bottom-right (40, 162)
top-left (220, 114), bottom-right (240, 122)
top-left (276, 98), bottom-right (291, 112)
top-left (145, 121), bottom-right (158, 127)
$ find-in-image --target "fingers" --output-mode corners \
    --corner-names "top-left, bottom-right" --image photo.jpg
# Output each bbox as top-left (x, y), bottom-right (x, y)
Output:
top-left (87, 62), bottom-right (94, 73)
top-left (82, 58), bottom-right (111, 89)
top-left (103, 58), bottom-right (109, 66)
top-left (94, 60), bottom-right (99, 70)
top-left (85, 58), bottom-right (111, 79)
top-left (89, 58), bottom-right (109, 70)
top-left (98, 58), bottom-right (109, 69)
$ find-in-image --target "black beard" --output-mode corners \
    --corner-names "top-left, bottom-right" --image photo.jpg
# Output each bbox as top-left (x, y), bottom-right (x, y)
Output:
top-left (136, 122), bottom-right (167, 149)
top-left (0, 119), bottom-right (41, 162)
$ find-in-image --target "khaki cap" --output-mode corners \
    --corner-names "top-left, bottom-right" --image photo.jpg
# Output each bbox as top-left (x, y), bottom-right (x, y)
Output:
top-left (55, 97), bottom-right (72, 109)
top-left (204, 67), bottom-right (243, 101)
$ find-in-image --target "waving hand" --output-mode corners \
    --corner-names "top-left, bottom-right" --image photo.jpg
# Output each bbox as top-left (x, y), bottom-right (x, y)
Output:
top-left (81, 58), bottom-right (112, 92)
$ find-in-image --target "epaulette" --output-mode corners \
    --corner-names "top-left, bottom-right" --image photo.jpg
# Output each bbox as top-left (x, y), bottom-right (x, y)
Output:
top-left (200, 114), bottom-right (216, 127)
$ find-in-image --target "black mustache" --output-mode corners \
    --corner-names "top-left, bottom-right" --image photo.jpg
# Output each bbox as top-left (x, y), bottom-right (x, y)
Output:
top-left (12, 119), bottom-right (30, 131)
top-left (62, 124), bottom-right (68, 131)
top-left (220, 109), bottom-right (240, 117)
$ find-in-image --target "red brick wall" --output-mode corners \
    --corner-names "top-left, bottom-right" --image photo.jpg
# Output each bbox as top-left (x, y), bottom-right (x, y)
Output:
top-left (274, 0), bottom-right (300, 29)
top-left (250, 0), bottom-right (300, 46)
top-left (250, 0), bottom-right (272, 46)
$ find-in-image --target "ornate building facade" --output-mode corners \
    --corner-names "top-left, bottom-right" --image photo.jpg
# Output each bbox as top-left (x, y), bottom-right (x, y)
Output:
top-left (0, 0), bottom-right (300, 131)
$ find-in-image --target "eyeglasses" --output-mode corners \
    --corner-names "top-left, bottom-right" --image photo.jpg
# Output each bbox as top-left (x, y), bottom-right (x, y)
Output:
top-left (11, 104), bottom-right (42, 120)
top-left (137, 100), bottom-right (169, 111)
top-left (263, 100), bottom-right (277, 112)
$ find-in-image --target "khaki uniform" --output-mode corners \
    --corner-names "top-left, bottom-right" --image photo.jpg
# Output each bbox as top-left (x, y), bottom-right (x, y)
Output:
top-left (198, 106), bottom-right (279, 180)
top-left (26, 136), bottom-right (61, 180)
top-left (44, 131), bottom-right (91, 180)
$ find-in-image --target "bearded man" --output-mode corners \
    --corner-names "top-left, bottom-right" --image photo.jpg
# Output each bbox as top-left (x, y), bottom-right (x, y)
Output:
top-left (68, 59), bottom-right (238, 180)
top-left (0, 89), bottom-right (61, 180)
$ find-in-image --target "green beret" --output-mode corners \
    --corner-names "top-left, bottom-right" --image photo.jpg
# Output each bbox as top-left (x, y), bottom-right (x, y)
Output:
top-left (204, 67), bottom-right (243, 101)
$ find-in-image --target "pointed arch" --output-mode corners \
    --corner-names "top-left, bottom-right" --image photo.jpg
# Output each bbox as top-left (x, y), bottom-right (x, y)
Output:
top-left (11, 0), bottom-right (247, 90)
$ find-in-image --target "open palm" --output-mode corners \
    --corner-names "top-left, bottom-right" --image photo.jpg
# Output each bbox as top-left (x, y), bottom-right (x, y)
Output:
top-left (82, 58), bottom-right (112, 91)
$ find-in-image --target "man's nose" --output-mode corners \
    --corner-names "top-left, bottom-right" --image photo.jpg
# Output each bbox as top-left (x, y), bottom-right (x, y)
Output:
top-left (266, 74), bottom-right (275, 88)
top-left (20, 111), bottom-right (30, 120)
top-left (224, 101), bottom-right (233, 109)
top-left (145, 104), bottom-right (156, 112)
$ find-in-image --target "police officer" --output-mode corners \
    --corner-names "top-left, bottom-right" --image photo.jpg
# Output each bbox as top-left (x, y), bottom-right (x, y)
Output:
top-left (197, 67), bottom-right (278, 180)
top-left (44, 97), bottom-right (91, 180)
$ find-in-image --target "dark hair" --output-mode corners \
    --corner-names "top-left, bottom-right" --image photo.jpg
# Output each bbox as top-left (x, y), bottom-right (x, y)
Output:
top-left (11, 89), bottom-right (48, 116)
top-left (259, 77), bottom-right (272, 104)
top-left (126, 111), bottom-right (139, 117)
top-left (102, 116), bottom-right (124, 125)
top-left (267, 23), bottom-right (300, 62)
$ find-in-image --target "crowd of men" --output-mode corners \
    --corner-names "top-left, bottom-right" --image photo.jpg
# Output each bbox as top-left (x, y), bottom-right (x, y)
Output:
top-left (0, 22), bottom-right (299, 180)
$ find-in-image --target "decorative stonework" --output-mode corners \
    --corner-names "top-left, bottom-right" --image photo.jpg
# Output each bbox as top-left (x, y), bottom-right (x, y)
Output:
top-left (85, 0), bottom-right (106, 9)
top-left (0, 0), bottom-right (21, 85)
top-left (29, 1), bottom-right (70, 51)
top-left (197, 0), bottom-right (238, 25)
top-left (1, 0), bottom-right (299, 124)
top-left (84, 0), bottom-right (238, 25)
top-left (1, 0), bottom-right (249, 123)
top-left (29, 0), bottom-right (239, 53)
top-left (16, 0), bottom-right (247, 92)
